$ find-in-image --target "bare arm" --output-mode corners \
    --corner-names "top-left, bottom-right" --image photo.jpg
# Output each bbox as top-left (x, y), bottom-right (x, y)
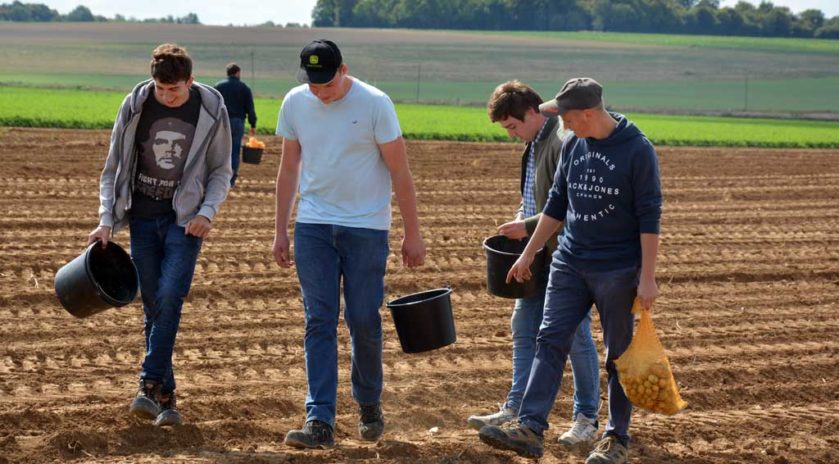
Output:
top-left (379, 136), bottom-right (425, 267)
top-left (272, 138), bottom-right (302, 267)
top-left (637, 233), bottom-right (660, 309)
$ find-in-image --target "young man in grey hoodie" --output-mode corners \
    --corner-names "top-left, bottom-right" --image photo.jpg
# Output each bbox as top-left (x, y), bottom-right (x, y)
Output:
top-left (88, 43), bottom-right (232, 426)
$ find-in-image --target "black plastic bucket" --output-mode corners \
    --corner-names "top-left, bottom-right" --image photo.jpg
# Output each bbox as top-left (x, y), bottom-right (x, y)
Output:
top-left (54, 241), bottom-right (139, 318)
top-left (386, 288), bottom-right (456, 354)
top-left (242, 146), bottom-right (263, 164)
top-left (483, 235), bottom-right (546, 299)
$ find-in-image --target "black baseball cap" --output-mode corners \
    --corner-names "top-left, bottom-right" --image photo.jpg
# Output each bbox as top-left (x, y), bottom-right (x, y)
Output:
top-left (539, 77), bottom-right (603, 115)
top-left (297, 39), bottom-right (343, 84)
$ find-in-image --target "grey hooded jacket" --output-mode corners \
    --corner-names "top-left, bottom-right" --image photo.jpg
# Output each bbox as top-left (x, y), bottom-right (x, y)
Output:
top-left (98, 79), bottom-right (233, 233)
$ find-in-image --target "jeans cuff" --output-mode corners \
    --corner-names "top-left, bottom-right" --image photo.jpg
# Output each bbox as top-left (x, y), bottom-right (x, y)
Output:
top-left (604, 432), bottom-right (629, 448)
top-left (519, 418), bottom-right (544, 437)
top-left (306, 415), bottom-right (335, 429)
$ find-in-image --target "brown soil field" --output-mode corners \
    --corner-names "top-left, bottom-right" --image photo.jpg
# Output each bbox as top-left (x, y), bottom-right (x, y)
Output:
top-left (0, 127), bottom-right (837, 463)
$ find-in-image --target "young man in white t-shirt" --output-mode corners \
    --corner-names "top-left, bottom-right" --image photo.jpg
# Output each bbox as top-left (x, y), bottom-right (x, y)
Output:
top-left (273, 39), bottom-right (426, 449)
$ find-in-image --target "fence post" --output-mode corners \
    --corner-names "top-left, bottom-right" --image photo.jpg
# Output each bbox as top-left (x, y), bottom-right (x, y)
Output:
top-left (416, 63), bottom-right (421, 103)
top-left (251, 50), bottom-right (256, 95)
top-left (744, 74), bottom-right (749, 112)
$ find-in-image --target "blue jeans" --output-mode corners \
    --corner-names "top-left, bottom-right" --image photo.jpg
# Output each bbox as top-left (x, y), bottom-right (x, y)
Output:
top-left (505, 261), bottom-right (600, 422)
top-left (519, 257), bottom-right (639, 447)
top-left (293, 222), bottom-right (390, 428)
top-left (229, 117), bottom-right (244, 187)
top-left (129, 213), bottom-right (203, 394)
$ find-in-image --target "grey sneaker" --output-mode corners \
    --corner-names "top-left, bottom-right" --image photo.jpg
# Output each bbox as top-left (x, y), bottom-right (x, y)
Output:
top-left (358, 403), bottom-right (385, 441)
top-left (558, 414), bottom-right (598, 446)
top-left (285, 420), bottom-right (335, 449)
top-left (153, 391), bottom-right (181, 427)
top-left (586, 436), bottom-right (629, 464)
top-left (129, 380), bottom-right (161, 420)
top-left (478, 421), bottom-right (544, 459)
top-left (467, 405), bottom-right (516, 431)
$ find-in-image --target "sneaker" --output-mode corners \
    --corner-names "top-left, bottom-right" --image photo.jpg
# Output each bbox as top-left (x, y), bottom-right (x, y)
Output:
top-left (478, 421), bottom-right (544, 459)
top-left (129, 380), bottom-right (161, 420)
top-left (358, 403), bottom-right (385, 441)
top-left (284, 420), bottom-right (335, 449)
top-left (467, 405), bottom-right (516, 431)
top-left (153, 391), bottom-right (181, 427)
top-left (585, 436), bottom-right (629, 464)
top-left (558, 414), bottom-right (598, 446)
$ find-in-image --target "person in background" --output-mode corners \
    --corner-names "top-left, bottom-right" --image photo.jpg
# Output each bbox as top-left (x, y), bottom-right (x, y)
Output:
top-left (273, 39), bottom-right (426, 449)
top-left (88, 43), bottom-right (232, 427)
top-left (215, 62), bottom-right (257, 187)
top-left (468, 80), bottom-right (601, 448)
top-left (478, 78), bottom-right (663, 464)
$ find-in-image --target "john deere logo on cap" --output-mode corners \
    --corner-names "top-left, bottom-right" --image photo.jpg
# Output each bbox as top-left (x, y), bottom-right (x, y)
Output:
top-left (309, 55), bottom-right (319, 65)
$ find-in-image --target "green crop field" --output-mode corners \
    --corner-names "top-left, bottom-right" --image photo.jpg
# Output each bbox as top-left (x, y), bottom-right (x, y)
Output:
top-left (1, 24), bottom-right (838, 114)
top-left (478, 31), bottom-right (839, 54)
top-left (3, 86), bottom-right (838, 147)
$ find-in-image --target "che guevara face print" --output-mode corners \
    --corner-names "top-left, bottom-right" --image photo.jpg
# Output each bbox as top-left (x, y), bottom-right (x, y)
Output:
top-left (136, 117), bottom-right (195, 200)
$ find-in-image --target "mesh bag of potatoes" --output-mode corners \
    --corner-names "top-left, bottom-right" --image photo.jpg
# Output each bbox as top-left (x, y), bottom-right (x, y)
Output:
top-left (615, 299), bottom-right (687, 415)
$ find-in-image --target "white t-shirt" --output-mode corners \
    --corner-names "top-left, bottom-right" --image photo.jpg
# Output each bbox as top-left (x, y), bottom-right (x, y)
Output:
top-left (276, 78), bottom-right (402, 230)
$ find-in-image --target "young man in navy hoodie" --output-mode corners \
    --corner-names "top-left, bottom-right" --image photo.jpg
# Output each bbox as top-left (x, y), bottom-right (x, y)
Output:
top-left (478, 78), bottom-right (662, 464)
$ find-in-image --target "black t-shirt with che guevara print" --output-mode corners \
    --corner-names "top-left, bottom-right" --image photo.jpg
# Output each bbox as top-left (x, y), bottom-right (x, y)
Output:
top-left (131, 87), bottom-right (201, 218)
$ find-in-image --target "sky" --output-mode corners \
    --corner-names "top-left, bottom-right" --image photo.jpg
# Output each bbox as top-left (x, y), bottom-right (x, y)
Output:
top-left (34, 0), bottom-right (839, 26)
top-left (719, 0), bottom-right (838, 17)
top-left (38, 0), bottom-right (320, 26)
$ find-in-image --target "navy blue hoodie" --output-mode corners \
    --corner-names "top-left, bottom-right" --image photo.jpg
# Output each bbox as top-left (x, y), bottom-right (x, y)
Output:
top-left (543, 113), bottom-right (662, 271)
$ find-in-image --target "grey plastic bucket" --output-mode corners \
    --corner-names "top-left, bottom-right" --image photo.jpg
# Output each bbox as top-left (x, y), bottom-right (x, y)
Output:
top-left (387, 288), bottom-right (456, 354)
top-left (482, 235), bottom-right (546, 299)
top-left (54, 241), bottom-right (139, 318)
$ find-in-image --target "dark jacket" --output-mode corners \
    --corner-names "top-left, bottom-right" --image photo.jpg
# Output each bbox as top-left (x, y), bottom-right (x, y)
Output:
top-left (214, 76), bottom-right (257, 128)
top-left (518, 115), bottom-right (565, 255)
top-left (544, 113), bottom-right (663, 271)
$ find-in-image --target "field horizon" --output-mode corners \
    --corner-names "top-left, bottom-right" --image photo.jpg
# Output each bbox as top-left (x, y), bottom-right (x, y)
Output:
top-left (1, 23), bottom-right (838, 114)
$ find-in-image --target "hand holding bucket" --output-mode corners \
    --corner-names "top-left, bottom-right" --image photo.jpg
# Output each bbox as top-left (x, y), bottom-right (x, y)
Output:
top-left (483, 235), bottom-right (545, 299)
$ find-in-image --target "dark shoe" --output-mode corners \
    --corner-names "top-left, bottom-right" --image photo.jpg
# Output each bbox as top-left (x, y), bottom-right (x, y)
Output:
top-left (585, 436), bottom-right (629, 464)
top-left (153, 391), bottom-right (181, 427)
top-left (479, 421), bottom-right (544, 459)
top-left (358, 403), bottom-right (385, 441)
top-left (129, 380), bottom-right (161, 420)
top-left (284, 420), bottom-right (335, 449)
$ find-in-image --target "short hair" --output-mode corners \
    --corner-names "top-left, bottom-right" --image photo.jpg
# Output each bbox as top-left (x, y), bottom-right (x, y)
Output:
top-left (487, 80), bottom-right (543, 123)
top-left (226, 63), bottom-right (241, 77)
top-left (150, 43), bottom-right (192, 83)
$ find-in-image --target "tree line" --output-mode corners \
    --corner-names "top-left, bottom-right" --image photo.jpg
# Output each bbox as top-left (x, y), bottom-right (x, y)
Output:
top-left (312, 0), bottom-right (839, 39)
top-left (0, 1), bottom-right (200, 24)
